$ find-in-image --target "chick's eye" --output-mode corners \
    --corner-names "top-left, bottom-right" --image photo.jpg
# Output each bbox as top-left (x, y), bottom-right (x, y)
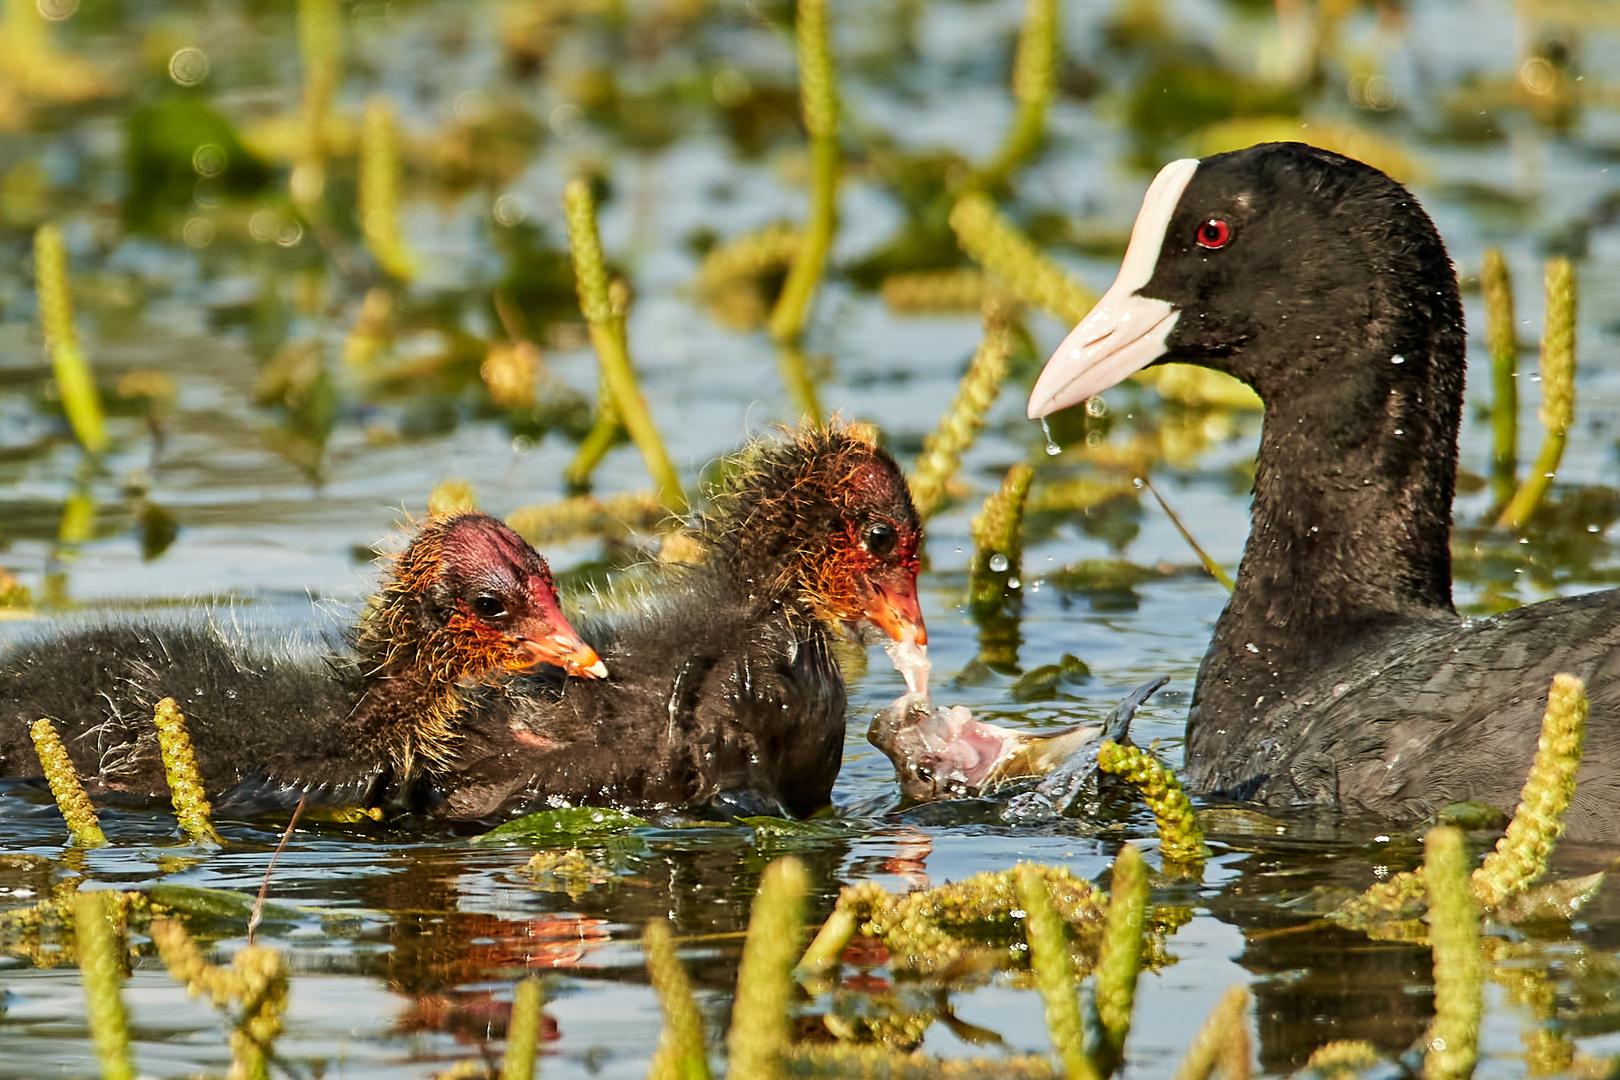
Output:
top-left (863, 523), bottom-right (898, 558)
top-left (1196, 218), bottom-right (1232, 250)
top-left (470, 594), bottom-right (507, 620)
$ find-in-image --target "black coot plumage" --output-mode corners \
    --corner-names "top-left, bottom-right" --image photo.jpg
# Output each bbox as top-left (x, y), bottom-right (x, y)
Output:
top-left (1027, 141), bottom-right (1620, 842)
top-left (438, 424), bottom-right (927, 821)
top-left (0, 513), bottom-right (606, 813)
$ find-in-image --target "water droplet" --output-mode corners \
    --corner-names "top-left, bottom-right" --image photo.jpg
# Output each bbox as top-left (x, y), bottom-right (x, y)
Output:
top-left (1085, 396), bottom-right (1108, 418)
top-left (1006, 577), bottom-right (1021, 589)
top-left (1245, 642), bottom-right (1259, 654)
top-left (988, 553), bottom-right (1009, 573)
top-left (1391, 354), bottom-right (1405, 364)
top-left (168, 47), bottom-right (210, 86)
top-left (1040, 417), bottom-right (1061, 456)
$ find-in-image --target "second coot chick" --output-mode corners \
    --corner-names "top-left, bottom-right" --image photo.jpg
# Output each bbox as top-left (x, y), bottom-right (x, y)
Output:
top-left (1027, 142), bottom-right (1620, 842)
top-left (439, 424), bottom-right (926, 820)
top-left (0, 513), bottom-right (605, 813)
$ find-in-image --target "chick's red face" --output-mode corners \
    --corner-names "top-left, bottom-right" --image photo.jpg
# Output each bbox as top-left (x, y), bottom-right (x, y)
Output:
top-left (432, 514), bottom-right (607, 681)
top-left (817, 461), bottom-right (927, 646)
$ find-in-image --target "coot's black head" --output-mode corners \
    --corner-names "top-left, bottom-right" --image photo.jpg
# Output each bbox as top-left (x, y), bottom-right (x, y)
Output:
top-left (705, 423), bottom-right (927, 645)
top-left (361, 512), bottom-right (606, 682)
top-left (1028, 142), bottom-right (1465, 415)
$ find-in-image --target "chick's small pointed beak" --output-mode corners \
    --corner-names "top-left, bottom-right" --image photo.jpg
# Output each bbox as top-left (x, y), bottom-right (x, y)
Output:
top-left (509, 618), bottom-right (608, 679)
top-left (866, 580), bottom-right (928, 647)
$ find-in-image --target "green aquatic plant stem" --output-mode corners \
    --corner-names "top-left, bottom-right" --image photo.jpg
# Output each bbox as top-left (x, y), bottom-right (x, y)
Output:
top-left (1423, 827), bottom-right (1483, 1080)
top-left (1142, 476), bottom-right (1233, 593)
top-left (777, 344), bottom-right (826, 427)
top-left (728, 858), bottom-right (808, 1079)
top-left (1168, 985), bottom-right (1250, 1080)
top-left (30, 717), bottom-right (106, 847)
top-left (768, 0), bottom-right (840, 343)
top-left (74, 891), bottom-right (135, 1080)
top-left (502, 976), bottom-right (545, 1080)
top-left (563, 179), bottom-right (688, 513)
top-left (294, 0), bottom-right (340, 209)
top-left (909, 299), bottom-right (1016, 519)
top-left (34, 224), bottom-right (107, 453)
top-left (796, 905), bottom-right (858, 975)
top-left (970, 463), bottom-right (1035, 614)
top-left (949, 194), bottom-right (1094, 326)
top-left (1093, 845), bottom-right (1147, 1074)
top-left (1095, 741), bottom-right (1207, 863)
top-left (1482, 249), bottom-right (1517, 509)
top-left (360, 97), bottom-right (416, 281)
top-left (1472, 673), bottom-right (1587, 908)
top-left (1497, 258), bottom-right (1575, 531)
top-left (152, 697), bottom-right (224, 845)
top-left (1016, 863), bottom-right (1099, 1080)
top-left (974, 0), bottom-right (1058, 190)
top-left (644, 921), bottom-right (713, 1080)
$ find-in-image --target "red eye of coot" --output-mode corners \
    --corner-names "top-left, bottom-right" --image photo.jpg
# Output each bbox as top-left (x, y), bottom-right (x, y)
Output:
top-left (1196, 218), bottom-right (1232, 249)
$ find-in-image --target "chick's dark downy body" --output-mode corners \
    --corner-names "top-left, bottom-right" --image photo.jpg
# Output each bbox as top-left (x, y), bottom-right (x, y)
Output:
top-left (1027, 142), bottom-right (1620, 842)
top-left (438, 426), bottom-right (926, 821)
top-left (0, 513), bottom-right (603, 814)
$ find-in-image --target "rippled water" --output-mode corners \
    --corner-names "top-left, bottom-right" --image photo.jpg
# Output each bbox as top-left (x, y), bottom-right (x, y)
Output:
top-left (3, 0), bottom-right (1620, 1075)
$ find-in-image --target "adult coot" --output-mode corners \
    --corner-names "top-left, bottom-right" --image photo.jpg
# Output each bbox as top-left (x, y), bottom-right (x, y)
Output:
top-left (442, 423), bottom-right (927, 820)
top-left (0, 512), bottom-right (606, 814)
top-left (1027, 142), bottom-right (1620, 842)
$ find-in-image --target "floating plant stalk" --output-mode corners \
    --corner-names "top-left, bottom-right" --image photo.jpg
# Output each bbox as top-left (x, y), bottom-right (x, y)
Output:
top-left (1096, 741), bottom-right (1207, 864)
top-left (1142, 476), bottom-right (1233, 593)
top-left (644, 921), bottom-right (713, 1080)
top-left (506, 490), bottom-right (668, 546)
top-left (1472, 673), bottom-right (1587, 908)
top-left (34, 224), bottom-right (107, 453)
top-left (502, 976), bottom-right (545, 1080)
top-left (1016, 862), bottom-right (1099, 1080)
top-left (727, 858), bottom-right (808, 1079)
top-left (152, 698), bottom-right (224, 845)
top-left (767, 0), bottom-right (840, 343)
top-left (909, 299), bottom-right (1017, 519)
top-left (563, 179), bottom-right (688, 513)
top-left (974, 0), bottom-right (1058, 190)
top-left (1168, 985), bottom-right (1251, 1080)
top-left (1423, 827), bottom-right (1483, 1080)
top-left (31, 718), bottom-right (106, 846)
top-left (74, 891), bottom-right (135, 1080)
top-left (796, 906), bottom-right (859, 975)
top-left (359, 97), bottom-right (416, 281)
top-left (949, 193), bottom-right (1094, 326)
top-left (293, 0), bottom-right (341, 210)
top-left (1497, 258), bottom-right (1575, 531)
top-left (1093, 845), bottom-right (1147, 1075)
top-left (1482, 249), bottom-right (1517, 509)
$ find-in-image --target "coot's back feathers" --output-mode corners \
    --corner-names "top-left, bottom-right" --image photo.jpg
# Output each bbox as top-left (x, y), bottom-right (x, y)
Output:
top-left (1027, 142), bottom-right (1620, 841)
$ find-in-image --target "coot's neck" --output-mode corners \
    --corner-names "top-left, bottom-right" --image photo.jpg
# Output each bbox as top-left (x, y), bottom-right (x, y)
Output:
top-left (352, 616), bottom-right (470, 775)
top-left (1207, 317), bottom-right (1462, 692)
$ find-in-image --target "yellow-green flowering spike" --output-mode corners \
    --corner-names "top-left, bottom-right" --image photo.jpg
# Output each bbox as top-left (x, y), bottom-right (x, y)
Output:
top-left (976, 0), bottom-right (1058, 189)
top-left (1169, 985), bottom-right (1251, 1080)
top-left (1304, 1040), bottom-right (1382, 1076)
top-left (1096, 741), bottom-right (1207, 863)
top-left (1016, 863), bottom-right (1100, 1080)
top-left (231, 946), bottom-right (289, 1080)
top-left (30, 718), bottom-right (106, 847)
top-left (360, 97), bottom-right (416, 281)
top-left (563, 179), bottom-right (687, 513)
top-left (1093, 845), bottom-right (1147, 1070)
top-left (727, 858), bottom-right (808, 1079)
top-left (910, 299), bottom-right (1016, 519)
top-left (768, 0), bottom-right (840, 343)
top-left (644, 922), bottom-right (712, 1080)
top-left (502, 976), bottom-right (545, 1080)
top-left (152, 697), bottom-right (224, 845)
top-left (1498, 258), bottom-right (1575, 531)
top-left (970, 463), bottom-right (1035, 611)
top-left (1423, 827), bottom-right (1483, 1080)
top-left (506, 491), bottom-right (669, 546)
top-left (74, 891), bottom-right (135, 1080)
top-left (34, 224), bottom-right (107, 453)
top-left (1473, 673), bottom-right (1587, 908)
top-left (880, 269), bottom-right (990, 313)
top-left (1482, 249), bottom-right (1517, 508)
top-left (428, 479), bottom-right (478, 515)
top-left (949, 194), bottom-right (1094, 326)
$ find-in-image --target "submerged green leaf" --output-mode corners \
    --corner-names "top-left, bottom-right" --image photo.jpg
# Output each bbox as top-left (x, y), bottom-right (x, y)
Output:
top-left (475, 806), bottom-right (650, 845)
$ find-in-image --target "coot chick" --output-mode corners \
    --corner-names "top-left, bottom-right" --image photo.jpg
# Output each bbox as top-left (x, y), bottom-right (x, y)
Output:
top-left (439, 424), bottom-right (927, 820)
top-left (1027, 142), bottom-right (1620, 841)
top-left (0, 513), bottom-right (606, 813)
